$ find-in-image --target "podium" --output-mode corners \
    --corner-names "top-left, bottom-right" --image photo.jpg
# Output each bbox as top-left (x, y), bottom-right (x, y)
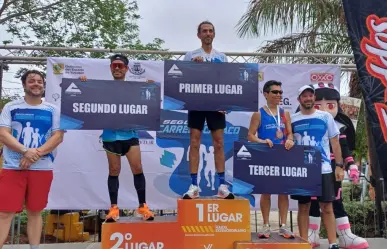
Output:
top-left (101, 196), bottom-right (312, 249)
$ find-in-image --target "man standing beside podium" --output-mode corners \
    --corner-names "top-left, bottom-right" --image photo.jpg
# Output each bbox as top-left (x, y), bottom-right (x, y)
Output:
top-left (247, 80), bottom-right (295, 239)
top-left (182, 21), bottom-right (234, 200)
top-left (291, 85), bottom-right (344, 249)
top-left (80, 54), bottom-right (154, 222)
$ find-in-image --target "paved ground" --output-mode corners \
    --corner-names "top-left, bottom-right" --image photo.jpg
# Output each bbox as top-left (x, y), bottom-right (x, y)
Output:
top-left (3, 239), bottom-right (386, 248)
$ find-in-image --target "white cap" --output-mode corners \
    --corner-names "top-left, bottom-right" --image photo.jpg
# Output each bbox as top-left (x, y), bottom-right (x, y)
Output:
top-left (298, 85), bottom-right (315, 97)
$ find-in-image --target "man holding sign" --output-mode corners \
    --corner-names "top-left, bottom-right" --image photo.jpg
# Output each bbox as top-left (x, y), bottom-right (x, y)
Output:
top-left (290, 85), bottom-right (344, 249)
top-left (80, 54), bottom-right (154, 222)
top-left (247, 80), bottom-right (295, 239)
top-left (182, 21), bottom-right (234, 200)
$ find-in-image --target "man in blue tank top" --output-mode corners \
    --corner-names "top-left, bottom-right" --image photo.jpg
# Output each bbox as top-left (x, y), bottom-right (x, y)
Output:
top-left (248, 80), bottom-right (295, 239)
top-left (79, 54), bottom-right (154, 222)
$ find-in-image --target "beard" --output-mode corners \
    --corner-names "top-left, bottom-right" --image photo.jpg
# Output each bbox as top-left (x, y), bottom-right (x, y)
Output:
top-left (25, 88), bottom-right (44, 97)
top-left (301, 101), bottom-right (314, 110)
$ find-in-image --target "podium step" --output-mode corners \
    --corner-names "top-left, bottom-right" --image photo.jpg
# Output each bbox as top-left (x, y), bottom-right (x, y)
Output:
top-left (178, 197), bottom-right (251, 249)
top-left (101, 216), bottom-right (182, 249)
top-left (234, 232), bottom-right (312, 249)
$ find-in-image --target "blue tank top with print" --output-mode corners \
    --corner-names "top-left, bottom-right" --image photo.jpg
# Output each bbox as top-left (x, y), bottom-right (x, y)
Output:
top-left (257, 107), bottom-right (287, 144)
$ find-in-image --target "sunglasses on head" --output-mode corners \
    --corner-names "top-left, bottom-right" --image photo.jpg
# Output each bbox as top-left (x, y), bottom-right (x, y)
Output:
top-left (110, 63), bottom-right (127, 69)
top-left (270, 90), bottom-right (283, 95)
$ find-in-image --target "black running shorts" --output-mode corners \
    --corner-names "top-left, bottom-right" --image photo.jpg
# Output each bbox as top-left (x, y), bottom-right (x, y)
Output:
top-left (187, 111), bottom-right (226, 131)
top-left (102, 138), bottom-right (140, 156)
top-left (291, 172), bottom-right (336, 204)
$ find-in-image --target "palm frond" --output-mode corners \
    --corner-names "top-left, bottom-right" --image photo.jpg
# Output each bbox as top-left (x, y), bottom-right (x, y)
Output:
top-left (236, 0), bottom-right (343, 38)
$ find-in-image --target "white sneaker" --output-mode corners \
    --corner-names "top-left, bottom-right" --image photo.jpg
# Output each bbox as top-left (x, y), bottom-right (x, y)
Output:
top-left (182, 184), bottom-right (200, 199)
top-left (216, 184), bottom-right (235, 199)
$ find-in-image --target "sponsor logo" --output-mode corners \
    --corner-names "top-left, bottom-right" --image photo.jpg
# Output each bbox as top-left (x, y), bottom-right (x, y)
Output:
top-left (65, 83), bottom-right (81, 95)
top-left (258, 72), bottom-right (263, 81)
top-left (129, 61), bottom-right (145, 75)
top-left (53, 63), bottom-right (64, 74)
top-left (168, 64), bottom-right (183, 77)
top-left (237, 145), bottom-right (251, 159)
top-left (310, 73), bottom-right (334, 82)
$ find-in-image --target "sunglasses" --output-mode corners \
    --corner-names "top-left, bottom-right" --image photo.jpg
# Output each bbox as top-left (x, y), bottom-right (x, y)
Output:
top-left (110, 63), bottom-right (127, 70)
top-left (270, 90), bottom-right (283, 95)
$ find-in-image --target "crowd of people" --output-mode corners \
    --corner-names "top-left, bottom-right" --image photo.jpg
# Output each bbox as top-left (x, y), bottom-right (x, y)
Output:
top-left (0, 21), bottom-right (369, 249)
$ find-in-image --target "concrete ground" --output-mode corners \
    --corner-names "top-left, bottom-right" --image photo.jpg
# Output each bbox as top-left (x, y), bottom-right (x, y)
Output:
top-left (3, 239), bottom-right (386, 249)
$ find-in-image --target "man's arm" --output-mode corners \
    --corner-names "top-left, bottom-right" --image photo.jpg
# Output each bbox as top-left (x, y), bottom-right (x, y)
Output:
top-left (247, 112), bottom-right (266, 143)
top-left (0, 127), bottom-right (27, 154)
top-left (37, 130), bottom-right (64, 156)
top-left (284, 111), bottom-right (294, 141)
top-left (330, 135), bottom-right (343, 165)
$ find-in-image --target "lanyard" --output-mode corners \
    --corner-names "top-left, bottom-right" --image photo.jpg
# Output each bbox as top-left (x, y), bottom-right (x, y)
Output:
top-left (266, 105), bottom-right (281, 130)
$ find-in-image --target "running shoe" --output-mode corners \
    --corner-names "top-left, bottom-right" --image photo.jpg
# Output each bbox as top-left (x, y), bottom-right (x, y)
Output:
top-left (279, 224), bottom-right (295, 239)
top-left (137, 203), bottom-right (154, 221)
top-left (104, 205), bottom-right (119, 223)
top-left (257, 224), bottom-right (271, 239)
top-left (217, 184), bottom-right (235, 199)
top-left (183, 184), bottom-right (200, 199)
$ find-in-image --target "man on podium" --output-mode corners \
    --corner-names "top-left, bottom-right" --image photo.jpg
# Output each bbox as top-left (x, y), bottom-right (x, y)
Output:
top-left (247, 80), bottom-right (295, 239)
top-left (290, 85), bottom-right (344, 249)
top-left (182, 21), bottom-right (234, 199)
top-left (80, 54), bottom-right (154, 222)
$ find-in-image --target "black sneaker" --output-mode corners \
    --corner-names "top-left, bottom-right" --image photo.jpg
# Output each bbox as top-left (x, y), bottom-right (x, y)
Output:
top-left (329, 244), bottom-right (340, 249)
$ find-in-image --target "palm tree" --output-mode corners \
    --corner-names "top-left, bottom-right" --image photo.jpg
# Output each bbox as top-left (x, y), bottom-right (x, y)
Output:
top-left (236, 0), bottom-right (367, 161)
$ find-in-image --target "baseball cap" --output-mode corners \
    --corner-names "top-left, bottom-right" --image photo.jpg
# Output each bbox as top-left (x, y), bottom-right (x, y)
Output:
top-left (298, 85), bottom-right (315, 97)
top-left (110, 54), bottom-right (129, 65)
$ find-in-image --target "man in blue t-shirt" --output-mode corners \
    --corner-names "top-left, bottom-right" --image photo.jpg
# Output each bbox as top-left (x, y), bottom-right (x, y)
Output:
top-left (291, 85), bottom-right (344, 249)
top-left (0, 70), bottom-right (65, 249)
top-left (79, 54), bottom-right (154, 222)
top-left (182, 21), bottom-right (234, 200)
top-left (248, 80), bottom-right (295, 239)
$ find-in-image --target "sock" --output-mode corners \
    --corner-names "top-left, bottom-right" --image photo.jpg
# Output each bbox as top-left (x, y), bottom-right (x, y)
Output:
top-left (108, 175), bottom-right (119, 206)
top-left (134, 173), bottom-right (146, 206)
top-left (191, 173), bottom-right (198, 186)
top-left (30, 245), bottom-right (39, 249)
top-left (217, 172), bottom-right (225, 185)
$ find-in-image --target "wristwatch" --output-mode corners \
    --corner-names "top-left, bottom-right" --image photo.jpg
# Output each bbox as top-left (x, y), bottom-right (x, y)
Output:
top-left (336, 162), bottom-right (344, 168)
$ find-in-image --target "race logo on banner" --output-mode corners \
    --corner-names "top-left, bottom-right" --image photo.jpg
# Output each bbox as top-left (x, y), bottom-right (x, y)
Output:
top-left (233, 142), bottom-right (322, 196)
top-left (60, 78), bottom-right (161, 131)
top-left (342, 1), bottom-right (387, 182)
top-left (163, 60), bottom-right (259, 111)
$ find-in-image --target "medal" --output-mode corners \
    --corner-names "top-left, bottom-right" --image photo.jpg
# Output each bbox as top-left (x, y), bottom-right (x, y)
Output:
top-left (266, 105), bottom-right (284, 140)
top-left (276, 129), bottom-right (283, 139)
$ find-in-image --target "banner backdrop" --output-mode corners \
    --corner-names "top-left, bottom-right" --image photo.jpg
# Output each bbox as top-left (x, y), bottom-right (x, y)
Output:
top-left (342, 0), bottom-right (387, 183)
top-left (45, 57), bottom-right (340, 210)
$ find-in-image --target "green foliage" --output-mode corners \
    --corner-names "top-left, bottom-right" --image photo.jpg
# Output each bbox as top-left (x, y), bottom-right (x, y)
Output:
top-left (318, 183), bottom-right (386, 238)
top-left (0, 0), bottom-right (170, 80)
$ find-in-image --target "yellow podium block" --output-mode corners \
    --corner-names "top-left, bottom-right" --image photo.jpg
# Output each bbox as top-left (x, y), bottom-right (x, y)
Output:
top-left (178, 197), bottom-right (251, 249)
top-left (234, 233), bottom-right (312, 249)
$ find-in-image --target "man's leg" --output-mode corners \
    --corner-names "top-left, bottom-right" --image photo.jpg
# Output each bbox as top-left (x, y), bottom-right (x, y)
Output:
top-left (319, 202), bottom-right (337, 244)
top-left (258, 194), bottom-right (271, 238)
top-left (125, 139), bottom-right (154, 221)
top-left (278, 194), bottom-right (294, 239)
top-left (297, 201), bottom-right (311, 241)
top-left (26, 170), bottom-right (54, 248)
top-left (0, 169), bottom-right (26, 247)
top-left (183, 111), bottom-right (205, 199)
top-left (207, 111), bottom-right (233, 199)
top-left (103, 141), bottom-right (122, 222)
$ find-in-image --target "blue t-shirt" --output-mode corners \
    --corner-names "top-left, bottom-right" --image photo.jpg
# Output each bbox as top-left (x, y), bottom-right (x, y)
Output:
top-left (291, 110), bottom-right (340, 174)
top-left (258, 107), bottom-right (287, 144)
top-left (183, 48), bottom-right (228, 63)
top-left (0, 99), bottom-right (62, 170)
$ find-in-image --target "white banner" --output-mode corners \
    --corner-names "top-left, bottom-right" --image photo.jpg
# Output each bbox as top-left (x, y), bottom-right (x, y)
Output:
top-left (45, 58), bottom-right (341, 210)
